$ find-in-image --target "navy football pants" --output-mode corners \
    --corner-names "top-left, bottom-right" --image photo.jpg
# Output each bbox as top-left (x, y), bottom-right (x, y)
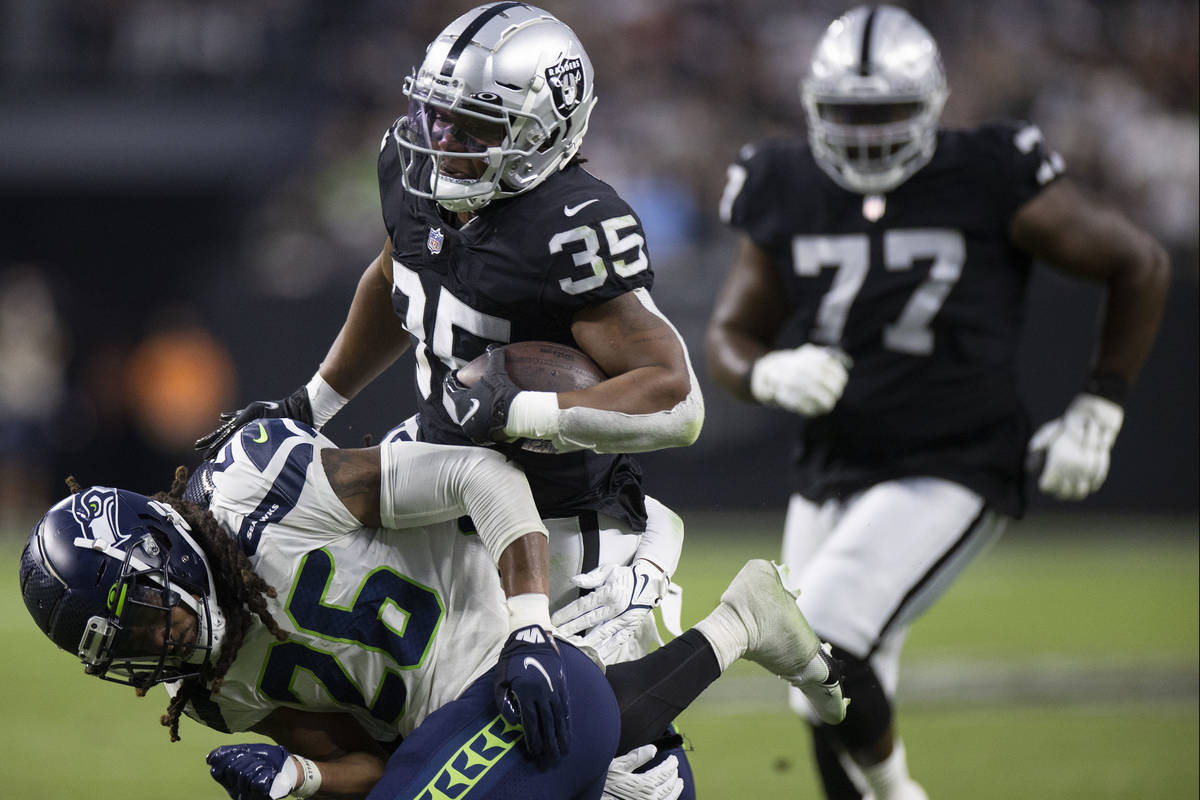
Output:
top-left (365, 643), bottom-right (619, 800)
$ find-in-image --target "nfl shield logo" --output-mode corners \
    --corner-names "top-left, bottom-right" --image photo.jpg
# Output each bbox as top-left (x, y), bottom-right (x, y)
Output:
top-left (862, 194), bottom-right (886, 222)
top-left (545, 56), bottom-right (585, 117)
top-left (427, 227), bottom-right (444, 255)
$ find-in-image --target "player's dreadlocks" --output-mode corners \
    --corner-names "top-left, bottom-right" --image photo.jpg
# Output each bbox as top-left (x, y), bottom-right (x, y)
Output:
top-left (67, 468), bottom-right (289, 742)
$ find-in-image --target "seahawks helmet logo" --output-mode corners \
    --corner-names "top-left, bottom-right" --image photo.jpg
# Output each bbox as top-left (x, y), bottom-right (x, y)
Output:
top-left (72, 488), bottom-right (128, 548)
top-left (545, 57), bottom-right (584, 118)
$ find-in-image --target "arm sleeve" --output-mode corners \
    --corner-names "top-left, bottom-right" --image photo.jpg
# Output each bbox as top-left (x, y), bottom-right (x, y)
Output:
top-left (512, 288), bottom-right (705, 454)
top-left (378, 440), bottom-right (547, 563)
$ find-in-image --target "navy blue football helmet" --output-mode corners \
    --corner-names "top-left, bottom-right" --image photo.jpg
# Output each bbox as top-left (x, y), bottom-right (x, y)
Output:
top-left (19, 487), bottom-right (225, 688)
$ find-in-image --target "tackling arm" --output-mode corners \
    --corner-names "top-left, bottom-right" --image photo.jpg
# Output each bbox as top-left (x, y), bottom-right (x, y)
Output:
top-left (210, 707), bottom-right (389, 800)
top-left (322, 440), bottom-right (567, 761)
top-left (322, 443), bottom-right (549, 601)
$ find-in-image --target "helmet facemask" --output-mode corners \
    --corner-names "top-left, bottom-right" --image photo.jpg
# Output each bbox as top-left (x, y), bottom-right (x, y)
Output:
top-left (803, 89), bottom-right (946, 194)
top-left (77, 530), bottom-right (222, 690)
top-left (397, 72), bottom-right (529, 213)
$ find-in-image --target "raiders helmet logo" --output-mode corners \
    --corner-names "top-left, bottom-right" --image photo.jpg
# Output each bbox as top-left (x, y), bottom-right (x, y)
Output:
top-left (545, 56), bottom-right (585, 118)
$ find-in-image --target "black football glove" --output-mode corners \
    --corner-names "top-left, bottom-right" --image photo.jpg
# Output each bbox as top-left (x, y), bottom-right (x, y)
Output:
top-left (206, 743), bottom-right (292, 800)
top-left (442, 347), bottom-right (521, 445)
top-left (493, 625), bottom-right (571, 763)
top-left (194, 386), bottom-right (312, 460)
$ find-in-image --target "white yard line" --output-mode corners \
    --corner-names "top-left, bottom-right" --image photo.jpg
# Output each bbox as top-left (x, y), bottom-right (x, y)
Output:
top-left (688, 658), bottom-right (1200, 713)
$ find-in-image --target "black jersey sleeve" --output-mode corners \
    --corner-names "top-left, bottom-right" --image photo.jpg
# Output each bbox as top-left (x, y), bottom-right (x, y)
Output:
top-left (719, 139), bottom-right (812, 248)
top-left (978, 120), bottom-right (1067, 222)
top-left (502, 170), bottom-right (655, 317)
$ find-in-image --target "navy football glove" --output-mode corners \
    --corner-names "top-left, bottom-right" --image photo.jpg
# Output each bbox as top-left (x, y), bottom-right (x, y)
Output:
top-left (494, 625), bottom-right (571, 763)
top-left (443, 347), bottom-right (521, 445)
top-left (194, 386), bottom-right (312, 459)
top-left (206, 743), bottom-right (292, 800)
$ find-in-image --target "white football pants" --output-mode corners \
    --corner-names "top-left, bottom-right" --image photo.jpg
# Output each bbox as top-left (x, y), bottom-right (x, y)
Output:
top-left (781, 476), bottom-right (1006, 717)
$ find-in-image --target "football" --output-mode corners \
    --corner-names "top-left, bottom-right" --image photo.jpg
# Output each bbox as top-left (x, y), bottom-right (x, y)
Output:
top-left (456, 341), bottom-right (606, 392)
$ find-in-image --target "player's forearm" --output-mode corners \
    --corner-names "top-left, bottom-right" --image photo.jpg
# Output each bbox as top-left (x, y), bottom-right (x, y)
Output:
top-left (498, 532), bottom-right (551, 598)
top-left (557, 363), bottom-right (691, 415)
top-left (1093, 236), bottom-right (1170, 391)
top-left (508, 380), bottom-right (704, 453)
top-left (304, 752), bottom-right (385, 800)
top-left (705, 237), bottom-right (789, 402)
top-left (705, 324), bottom-right (768, 403)
top-left (498, 533), bottom-right (554, 633)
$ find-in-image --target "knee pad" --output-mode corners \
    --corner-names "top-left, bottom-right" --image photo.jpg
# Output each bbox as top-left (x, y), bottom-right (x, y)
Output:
top-left (822, 645), bottom-right (892, 751)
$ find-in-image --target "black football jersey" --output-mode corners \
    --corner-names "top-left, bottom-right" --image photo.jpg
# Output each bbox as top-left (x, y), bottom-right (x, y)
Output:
top-left (378, 128), bottom-right (655, 528)
top-left (723, 122), bottom-right (1066, 517)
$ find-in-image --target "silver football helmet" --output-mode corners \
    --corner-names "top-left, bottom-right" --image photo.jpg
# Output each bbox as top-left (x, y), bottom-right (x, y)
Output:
top-left (395, 3), bottom-right (597, 213)
top-left (802, 5), bottom-right (948, 194)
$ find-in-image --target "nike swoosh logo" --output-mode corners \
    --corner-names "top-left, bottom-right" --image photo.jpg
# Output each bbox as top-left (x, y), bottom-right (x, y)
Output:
top-left (458, 398), bottom-right (481, 425)
top-left (523, 657), bottom-right (555, 692)
top-left (636, 573), bottom-right (650, 598)
top-left (563, 199), bottom-right (598, 217)
top-left (253, 423), bottom-right (269, 443)
top-left (262, 401), bottom-right (280, 410)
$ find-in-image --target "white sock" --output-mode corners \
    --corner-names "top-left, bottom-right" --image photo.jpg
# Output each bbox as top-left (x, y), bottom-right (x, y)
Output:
top-left (693, 604), bottom-right (747, 672)
top-left (859, 740), bottom-right (926, 800)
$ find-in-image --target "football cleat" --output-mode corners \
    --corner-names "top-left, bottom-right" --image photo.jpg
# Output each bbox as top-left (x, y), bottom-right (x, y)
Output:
top-left (719, 559), bottom-right (849, 724)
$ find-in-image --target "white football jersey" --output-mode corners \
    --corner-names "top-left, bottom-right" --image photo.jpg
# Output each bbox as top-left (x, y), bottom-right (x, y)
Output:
top-left (179, 419), bottom-right (507, 742)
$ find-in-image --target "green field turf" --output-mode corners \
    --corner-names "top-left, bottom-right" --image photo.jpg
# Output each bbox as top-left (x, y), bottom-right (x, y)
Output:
top-left (1, 512), bottom-right (1195, 799)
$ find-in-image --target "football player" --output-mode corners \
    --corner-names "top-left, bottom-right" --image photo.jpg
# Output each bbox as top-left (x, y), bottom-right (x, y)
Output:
top-left (194, 4), bottom-right (705, 790)
top-left (21, 419), bottom-right (846, 800)
top-left (706, 5), bottom-right (1169, 800)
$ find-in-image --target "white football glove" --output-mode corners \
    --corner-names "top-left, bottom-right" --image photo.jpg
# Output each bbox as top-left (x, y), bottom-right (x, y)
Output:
top-left (551, 559), bottom-right (668, 664)
top-left (792, 642), bottom-right (851, 726)
top-left (1027, 393), bottom-right (1124, 501)
top-left (603, 745), bottom-right (684, 800)
top-left (750, 344), bottom-right (851, 416)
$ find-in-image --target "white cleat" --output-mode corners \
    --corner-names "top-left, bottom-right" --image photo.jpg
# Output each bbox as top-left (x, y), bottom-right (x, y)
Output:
top-left (719, 559), bottom-right (850, 724)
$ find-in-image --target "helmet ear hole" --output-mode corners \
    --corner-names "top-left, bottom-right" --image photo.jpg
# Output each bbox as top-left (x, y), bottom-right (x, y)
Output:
top-left (537, 127), bottom-right (562, 154)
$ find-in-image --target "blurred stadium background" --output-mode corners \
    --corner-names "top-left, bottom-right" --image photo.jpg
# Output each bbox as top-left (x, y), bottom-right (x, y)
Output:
top-left (1, 0), bottom-right (1195, 797)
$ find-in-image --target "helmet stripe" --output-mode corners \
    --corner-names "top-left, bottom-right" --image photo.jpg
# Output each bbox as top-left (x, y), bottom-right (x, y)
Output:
top-left (440, 2), bottom-right (528, 77)
top-left (858, 6), bottom-right (879, 76)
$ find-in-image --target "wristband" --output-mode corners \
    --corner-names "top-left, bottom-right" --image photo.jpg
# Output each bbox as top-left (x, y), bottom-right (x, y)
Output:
top-left (292, 755), bottom-right (322, 799)
top-left (306, 372), bottom-right (350, 430)
top-left (506, 593), bottom-right (553, 633)
top-left (1084, 369), bottom-right (1130, 407)
top-left (505, 391), bottom-right (560, 439)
